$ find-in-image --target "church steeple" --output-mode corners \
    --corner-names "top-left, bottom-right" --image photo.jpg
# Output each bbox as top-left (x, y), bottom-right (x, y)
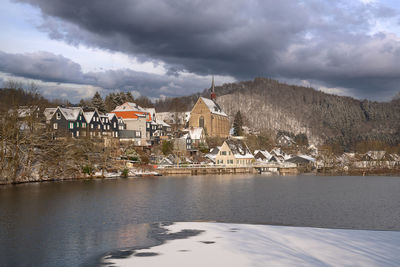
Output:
top-left (210, 75), bottom-right (217, 101)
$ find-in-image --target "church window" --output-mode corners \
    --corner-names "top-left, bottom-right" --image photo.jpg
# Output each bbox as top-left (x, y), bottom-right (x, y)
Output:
top-left (199, 116), bottom-right (204, 128)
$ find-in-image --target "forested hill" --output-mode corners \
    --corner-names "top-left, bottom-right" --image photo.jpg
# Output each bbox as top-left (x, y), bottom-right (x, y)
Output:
top-left (209, 77), bottom-right (400, 149)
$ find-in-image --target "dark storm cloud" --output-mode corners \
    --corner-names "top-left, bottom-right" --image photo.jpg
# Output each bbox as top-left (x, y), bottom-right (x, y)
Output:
top-left (0, 50), bottom-right (212, 98)
top-left (0, 51), bottom-right (84, 84)
top-left (12, 0), bottom-right (400, 99)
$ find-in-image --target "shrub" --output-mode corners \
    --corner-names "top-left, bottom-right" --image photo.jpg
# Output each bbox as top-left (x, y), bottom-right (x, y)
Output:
top-left (82, 165), bottom-right (93, 176)
top-left (121, 168), bottom-right (129, 178)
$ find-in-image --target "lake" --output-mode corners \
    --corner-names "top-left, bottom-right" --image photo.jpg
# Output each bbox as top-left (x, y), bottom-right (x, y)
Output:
top-left (1, 175), bottom-right (400, 266)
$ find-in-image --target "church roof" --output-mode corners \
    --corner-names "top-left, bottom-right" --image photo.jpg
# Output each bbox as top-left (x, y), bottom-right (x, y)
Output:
top-left (200, 97), bottom-right (227, 117)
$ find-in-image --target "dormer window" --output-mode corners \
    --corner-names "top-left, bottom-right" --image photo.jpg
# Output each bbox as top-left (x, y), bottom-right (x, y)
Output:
top-left (56, 113), bottom-right (61, 120)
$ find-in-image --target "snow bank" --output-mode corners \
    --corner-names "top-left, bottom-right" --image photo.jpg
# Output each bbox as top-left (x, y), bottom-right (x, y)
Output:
top-left (103, 222), bottom-right (400, 266)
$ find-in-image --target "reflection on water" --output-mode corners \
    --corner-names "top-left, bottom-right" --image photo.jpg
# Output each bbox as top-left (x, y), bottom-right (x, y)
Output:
top-left (1, 175), bottom-right (400, 266)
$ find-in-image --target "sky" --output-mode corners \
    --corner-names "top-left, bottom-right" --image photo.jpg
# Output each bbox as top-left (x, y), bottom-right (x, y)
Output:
top-left (1, 0), bottom-right (400, 103)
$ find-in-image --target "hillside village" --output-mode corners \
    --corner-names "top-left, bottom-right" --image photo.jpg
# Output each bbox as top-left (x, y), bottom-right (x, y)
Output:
top-left (1, 79), bottom-right (400, 184)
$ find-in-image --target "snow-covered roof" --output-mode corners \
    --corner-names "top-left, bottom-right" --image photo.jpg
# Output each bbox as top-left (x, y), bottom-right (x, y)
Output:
top-left (107, 113), bottom-right (117, 120)
top-left (270, 148), bottom-right (284, 157)
top-left (159, 157), bottom-right (173, 165)
top-left (60, 107), bottom-right (82, 121)
top-left (159, 120), bottom-right (171, 127)
top-left (298, 155), bottom-right (316, 162)
top-left (83, 111), bottom-right (95, 123)
top-left (144, 108), bottom-right (156, 119)
top-left (44, 108), bottom-right (57, 121)
top-left (45, 107), bottom-right (81, 121)
top-left (188, 127), bottom-right (204, 140)
top-left (254, 150), bottom-right (272, 161)
top-left (200, 97), bottom-right (227, 117)
top-left (16, 106), bottom-right (38, 118)
top-left (205, 153), bottom-right (217, 162)
top-left (114, 102), bottom-right (146, 112)
top-left (209, 146), bottom-right (220, 155)
top-left (225, 139), bottom-right (254, 159)
top-left (287, 155), bottom-right (314, 164)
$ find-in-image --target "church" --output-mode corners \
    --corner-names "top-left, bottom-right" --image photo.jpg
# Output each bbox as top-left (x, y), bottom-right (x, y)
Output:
top-left (189, 77), bottom-right (230, 137)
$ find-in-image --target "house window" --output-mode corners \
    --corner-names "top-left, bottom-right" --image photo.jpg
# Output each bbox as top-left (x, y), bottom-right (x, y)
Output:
top-left (135, 131), bottom-right (141, 137)
top-left (115, 132), bottom-right (118, 137)
top-left (76, 122), bottom-right (80, 128)
top-left (220, 160), bottom-right (224, 164)
top-left (69, 122), bottom-right (74, 129)
top-left (107, 125), bottom-right (110, 130)
top-left (98, 125), bottom-right (101, 130)
top-left (56, 113), bottom-right (61, 120)
top-left (82, 123), bottom-right (86, 128)
top-left (53, 123), bottom-right (58, 130)
top-left (113, 122), bottom-right (116, 128)
top-left (76, 131), bottom-right (79, 137)
top-left (221, 151), bottom-right (227, 156)
top-left (90, 124), bottom-right (94, 129)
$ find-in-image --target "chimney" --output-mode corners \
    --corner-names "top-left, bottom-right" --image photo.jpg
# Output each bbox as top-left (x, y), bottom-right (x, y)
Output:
top-left (210, 75), bottom-right (217, 101)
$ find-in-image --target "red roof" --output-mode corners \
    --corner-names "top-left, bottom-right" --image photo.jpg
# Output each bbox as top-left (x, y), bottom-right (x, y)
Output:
top-left (112, 111), bottom-right (152, 121)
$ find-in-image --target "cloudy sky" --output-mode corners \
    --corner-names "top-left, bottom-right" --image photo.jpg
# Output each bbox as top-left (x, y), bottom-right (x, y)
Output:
top-left (1, 0), bottom-right (400, 102)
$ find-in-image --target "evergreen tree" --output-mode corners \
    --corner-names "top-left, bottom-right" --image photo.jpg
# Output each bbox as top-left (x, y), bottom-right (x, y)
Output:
top-left (113, 93), bottom-right (123, 107)
top-left (79, 99), bottom-right (87, 108)
top-left (104, 93), bottom-right (116, 112)
top-left (119, 92), bottom-right (127, 103)
top-left (233, 111), bottom-right (243, 136)
top-left (91, 91), bottom-right (106, 113)
top-left (126, 91), bottom-right (135, 102)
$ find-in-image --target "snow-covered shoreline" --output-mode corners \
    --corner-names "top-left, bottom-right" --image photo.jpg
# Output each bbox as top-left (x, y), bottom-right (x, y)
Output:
top-left (103, 222), bottom-right (400, 266)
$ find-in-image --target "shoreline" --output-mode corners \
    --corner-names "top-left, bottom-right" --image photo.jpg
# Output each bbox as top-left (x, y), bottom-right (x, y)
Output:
top-left (1, 170), bottom-right (400, 186)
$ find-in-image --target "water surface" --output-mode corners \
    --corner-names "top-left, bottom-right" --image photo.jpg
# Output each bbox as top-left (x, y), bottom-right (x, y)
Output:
top-left (1, 175), bottom-right (399, 266)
